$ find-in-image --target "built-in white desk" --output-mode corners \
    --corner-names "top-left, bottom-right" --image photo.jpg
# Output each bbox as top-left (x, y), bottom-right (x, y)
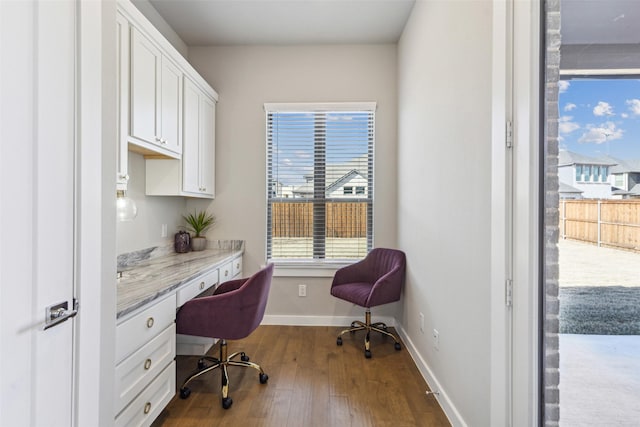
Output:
top-left (114, 240), bottom-right (243, 426)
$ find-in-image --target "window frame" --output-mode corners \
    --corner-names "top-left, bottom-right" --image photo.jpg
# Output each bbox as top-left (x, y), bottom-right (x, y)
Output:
top-left (264, 102), bottom-right (376, 270)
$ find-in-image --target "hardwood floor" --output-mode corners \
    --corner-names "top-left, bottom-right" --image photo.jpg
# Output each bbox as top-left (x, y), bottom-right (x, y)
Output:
top-left (152, 325), bottom-right (450, 427)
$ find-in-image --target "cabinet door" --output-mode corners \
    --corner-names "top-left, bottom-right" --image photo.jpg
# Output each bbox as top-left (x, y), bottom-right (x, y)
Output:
top-left (159, 57), bottom-right (181, 154)
top-left (182, 77), bottom-right (200, 194)
top-left (116, 13), bottom-right (130, 190)
top-left (130, 28), bottom-right (160, 147)
top-left (199, 95), bottom-right (216, 197)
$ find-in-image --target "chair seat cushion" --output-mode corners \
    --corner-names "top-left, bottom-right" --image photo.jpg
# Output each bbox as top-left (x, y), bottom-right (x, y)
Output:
top-left (330, 282), bottom-right (373, 307)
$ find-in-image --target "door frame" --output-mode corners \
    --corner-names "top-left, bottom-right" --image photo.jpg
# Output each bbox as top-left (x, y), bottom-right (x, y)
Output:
top-left (74, 1), bottom-right (117, 425)
top-left (511, 0), bottom-right (542, 425)
top-left (491, 1), bottom-right (542, 426)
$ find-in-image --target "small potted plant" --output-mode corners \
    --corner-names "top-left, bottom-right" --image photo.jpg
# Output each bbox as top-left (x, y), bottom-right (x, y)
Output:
top-left (183, 210), bottom-right (215, 251)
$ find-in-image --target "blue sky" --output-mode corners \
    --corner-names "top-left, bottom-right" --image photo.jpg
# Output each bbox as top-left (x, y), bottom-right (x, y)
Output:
top-left (559, 79), bottom-right (640, 159)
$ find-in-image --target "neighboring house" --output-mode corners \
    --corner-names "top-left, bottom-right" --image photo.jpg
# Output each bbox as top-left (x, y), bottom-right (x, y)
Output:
top-left (291, 155), bottom-right (370, 198)
top-left (604, 156), bottom-right (640, 198)
top-left (558, 150), bottom-right (617, 199)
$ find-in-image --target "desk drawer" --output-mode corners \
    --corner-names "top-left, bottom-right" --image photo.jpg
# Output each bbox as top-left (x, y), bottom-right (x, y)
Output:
top-left (115, 323), bottom-right (176, 415)
top-left (232, 256), bottom-right (242, 278)
top-left (219, 261), bottom-right (233, 283)
top-left (116, 294), bottom-right (176, 363)
top-left (114, 361), bottom-right (176, 427)
top-left (176, 268), bottom-right (219, 307)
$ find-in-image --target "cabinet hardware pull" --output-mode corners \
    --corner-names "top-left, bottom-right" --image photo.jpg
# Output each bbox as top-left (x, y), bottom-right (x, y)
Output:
top-left (236, 263), bottom-right (240, 268)
top-left (225, 270), bottom-right (228, 277)
top-left (144, 402), bottom-right (152, 414)
top-left (146, 317), bottom-right (154, 328)
top-left (200, 282), bottom-right (205, 290)
top-left (144, 359), bottom-right (152, 370)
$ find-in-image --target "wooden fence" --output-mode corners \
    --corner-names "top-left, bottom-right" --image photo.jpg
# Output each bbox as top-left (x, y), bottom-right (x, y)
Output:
top-left (270, 201), bottom-right (368, 238)
top-left (560, 199), bottom-right (640, 251)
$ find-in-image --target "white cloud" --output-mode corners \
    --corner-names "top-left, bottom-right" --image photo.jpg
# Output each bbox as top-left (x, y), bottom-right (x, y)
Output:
top-left (626, 99), bottom-right (640, 115)
top-left (564, 103), bottom-right (577, 112)
top-left (559, 115), bottom-right (580, 134)
top-left (578, 121), bottom-right (624, 144)
top-left (558, 81), bottom-right (570, 93)
top-left (593, 101), bottom-right (614, 116)
top-left (622, 113), bottom-right (629, 119)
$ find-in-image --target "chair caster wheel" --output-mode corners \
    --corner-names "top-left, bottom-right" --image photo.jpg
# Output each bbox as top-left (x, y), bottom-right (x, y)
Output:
top-left (179, 387), bottom-right (191, 399)
top-left (394, 342), bottom-right (401, 351)
top-left (259, 373), bottom-right (269, 384)
top-left (337, 337), bottom-right (343, 346)
top-left (222, 397), bottom-right (233, 409)
top-left (241, 353), bottom-right (250, 362)
top-left (364, 350), bottom-right (372, 358)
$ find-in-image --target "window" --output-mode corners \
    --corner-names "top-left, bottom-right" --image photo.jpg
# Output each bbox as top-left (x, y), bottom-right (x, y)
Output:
top-left (265, 102), bottom-right (375, 262)
top-left (575, 165), bottom-right (582, 182)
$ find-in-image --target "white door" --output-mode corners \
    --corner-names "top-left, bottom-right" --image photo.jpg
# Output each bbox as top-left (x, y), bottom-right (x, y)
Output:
top-left (1, 1), bottom-right (77, 425)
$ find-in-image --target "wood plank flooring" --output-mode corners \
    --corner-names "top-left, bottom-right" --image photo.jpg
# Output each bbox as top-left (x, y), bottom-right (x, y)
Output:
top-left (152, 325), bottom-right (450, 427)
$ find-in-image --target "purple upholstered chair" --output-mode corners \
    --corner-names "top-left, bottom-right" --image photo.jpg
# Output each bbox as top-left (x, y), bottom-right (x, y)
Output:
top-left (176, 263), bottom-right (273, 409)
top-left (331, 248), bottom-right (406, 358)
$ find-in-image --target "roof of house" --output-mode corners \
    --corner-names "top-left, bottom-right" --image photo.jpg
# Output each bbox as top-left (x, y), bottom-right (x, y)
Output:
top-left (558, 150), bottom-right (617, 167)
top-left (293, 155), bottom-right (369, 196)
top-left (558, 181), bottom-right (583, 194)
top-left (602, 156), bottom-right (640, 174)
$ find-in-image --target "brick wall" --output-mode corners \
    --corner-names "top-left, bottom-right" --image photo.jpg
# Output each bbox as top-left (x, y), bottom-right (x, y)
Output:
top-left (544, 0), bottom-right (561, 425)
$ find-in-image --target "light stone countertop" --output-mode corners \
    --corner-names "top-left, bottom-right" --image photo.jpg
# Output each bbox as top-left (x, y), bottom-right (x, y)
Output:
top-left (116, 240), bottom-right (244, 319)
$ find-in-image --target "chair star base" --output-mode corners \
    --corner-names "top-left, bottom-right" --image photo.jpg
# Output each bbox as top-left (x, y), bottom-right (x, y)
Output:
top-left (336, 309), bottom-right (402, 358)
top-left (179, 339), bottom-right (268, 409)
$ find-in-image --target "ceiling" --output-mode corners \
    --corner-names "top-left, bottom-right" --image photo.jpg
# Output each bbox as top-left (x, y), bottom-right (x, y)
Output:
top-left (562, 0), bottom-right (640, 45)
top-left (144, 0), bottom-right (416, 46)
top-left (136, 0), bottom-right (640, 48)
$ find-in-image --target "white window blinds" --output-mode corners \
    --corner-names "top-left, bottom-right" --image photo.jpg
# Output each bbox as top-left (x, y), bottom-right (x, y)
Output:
top-left (265, 102), bottom-right (375, 262)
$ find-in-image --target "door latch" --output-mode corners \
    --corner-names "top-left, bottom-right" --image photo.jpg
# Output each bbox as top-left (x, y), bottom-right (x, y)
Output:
top-left (44, 300), bottom-right (78, 331)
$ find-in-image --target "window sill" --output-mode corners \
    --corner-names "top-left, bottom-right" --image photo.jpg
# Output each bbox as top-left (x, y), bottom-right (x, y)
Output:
top-left (267, 260), bottom-right (355, 277)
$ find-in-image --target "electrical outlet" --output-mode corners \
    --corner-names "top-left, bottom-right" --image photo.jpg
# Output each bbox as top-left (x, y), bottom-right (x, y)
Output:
top-left (433, 329), bottom-right (439, 351)
top-left (419, 312), bottom-right (425, 333)
top-left (298, 284), bottom-right (307, 297)
top-left (161, 224), bottom-right (168, 238)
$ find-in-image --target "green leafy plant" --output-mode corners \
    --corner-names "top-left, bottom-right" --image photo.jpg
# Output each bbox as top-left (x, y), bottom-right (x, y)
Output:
top-left (183, 210), bottom-right (215, 237)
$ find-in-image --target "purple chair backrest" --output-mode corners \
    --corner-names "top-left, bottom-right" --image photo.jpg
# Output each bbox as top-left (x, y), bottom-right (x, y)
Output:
top-left (176, 263), bottom-right (274, 340)
top-left (363, 248), bottom-right (406, 284)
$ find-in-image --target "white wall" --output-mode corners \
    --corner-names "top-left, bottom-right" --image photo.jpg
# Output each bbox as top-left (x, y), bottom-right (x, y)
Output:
top-left (397, 1), bottom-right (493, 426)
top-left (116, 152), bottom-right (187, 254)
top-left (187, 44), bottom-right (398, 320)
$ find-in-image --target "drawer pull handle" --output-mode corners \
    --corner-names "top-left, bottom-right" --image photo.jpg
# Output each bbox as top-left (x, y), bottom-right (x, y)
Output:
top-left (236, 263), bottom-right (240, 269)
top-left (144, 358), bottom-right (152, 370)
top-left (146, 317), bottom-right (154, 328)
top-left (144, 402), bottom-right (152, 414)
top-left (224, 270), bottom-right (228, 277)
top-left (200, 281), bottom-right (205, 290)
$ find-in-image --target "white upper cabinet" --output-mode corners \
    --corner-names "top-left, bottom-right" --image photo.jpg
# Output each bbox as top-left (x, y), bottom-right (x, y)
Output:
top-left (118, 0), bottom-right (218, 197)
top-left (182, 76), bottom-right (215, 197)
top-left (129, 28), bottom-right (181, 157)
top-left (146, 77), bottom-right (215, 199)
top-left (160, 57), bottom-right (182, 155)
top-left (116, 13), bottom-right (130, 190)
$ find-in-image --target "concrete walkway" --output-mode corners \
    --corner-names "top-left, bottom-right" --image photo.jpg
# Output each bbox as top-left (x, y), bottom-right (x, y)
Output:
top-left (558, 239), bottom-right (640, 426)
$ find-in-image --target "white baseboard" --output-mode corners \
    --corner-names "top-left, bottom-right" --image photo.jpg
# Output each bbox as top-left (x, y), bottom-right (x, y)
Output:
top-left (261, 314), bottom-right (397, 327)
top-left (395, 324), bottom-right (467, 427)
